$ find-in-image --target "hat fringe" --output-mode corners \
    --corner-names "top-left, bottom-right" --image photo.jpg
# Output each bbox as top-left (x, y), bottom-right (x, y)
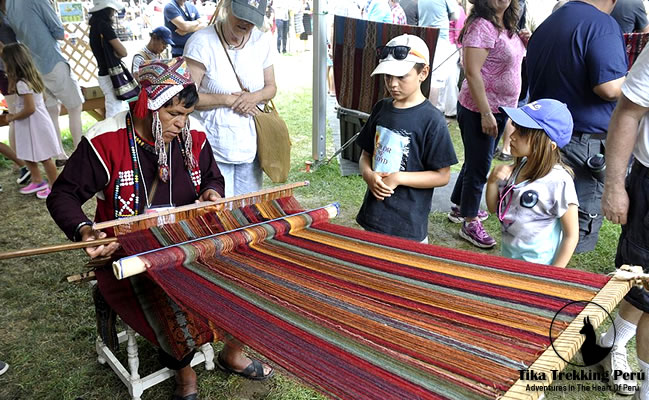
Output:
top-left (134, 89), bottom-right (149, 119)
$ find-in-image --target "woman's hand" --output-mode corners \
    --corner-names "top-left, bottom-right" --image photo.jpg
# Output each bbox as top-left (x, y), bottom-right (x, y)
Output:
top-left (79, 225), bottom-right (120, 259)
top-left (197, 189), bottom-right (222, 202)
top-left (231, 91), bottom-right (261, 117)
top-left (518, 29), bottom-right (531, 47)
top-left (5, 113), bottom-right (14, 123)
top-left (481, 112), bottom-right (498, 137)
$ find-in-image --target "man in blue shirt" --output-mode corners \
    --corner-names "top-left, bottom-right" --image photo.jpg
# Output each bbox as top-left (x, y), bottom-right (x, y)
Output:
top-left (3, 0), bottom-right (84, 160)
top-left (164, 0), bottom-right (206, 57)
top-left (527, 0), bottom-right (627, 253)
top-left (365, 0), bottom-right (392, 23)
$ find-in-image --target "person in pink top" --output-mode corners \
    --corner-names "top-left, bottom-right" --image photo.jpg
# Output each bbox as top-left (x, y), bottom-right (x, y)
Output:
top-left (448, 0), bottom-right (466, 47)
top-left (447, 0), bottom-right (528, 248)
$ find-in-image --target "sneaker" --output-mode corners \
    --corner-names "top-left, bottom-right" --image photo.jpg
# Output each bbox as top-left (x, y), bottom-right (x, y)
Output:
top-left (599, 344), bottom-right (636, 395)
top-left (19, 181), bottom-right (48, 195)
top-left (460, 220), bottom-right (496, 248)
top-left (16, 166), bottom-right (30, 184)
top-left (0, 360), bottom-right (7, 376)
top-left (36, 187), bottom-right (51, 199)
top-left (448, 205), bottom-right (489, 223)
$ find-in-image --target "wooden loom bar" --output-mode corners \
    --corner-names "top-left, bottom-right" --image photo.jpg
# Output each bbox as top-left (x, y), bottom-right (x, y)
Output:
top-left (0, 182), bottom-right (309, 261)
top-left (93, 181), bottom-right (310, 230)
top-left (502, 276), bottom-right (632, 399)
top-left (0, 238), bottom-right (116, 261)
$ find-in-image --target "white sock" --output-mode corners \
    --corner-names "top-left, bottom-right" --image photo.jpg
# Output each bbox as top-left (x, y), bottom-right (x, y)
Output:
top-left (638, 358), bottom-right (649, 400)
top-left (601, 315), bottom-right (637, 348)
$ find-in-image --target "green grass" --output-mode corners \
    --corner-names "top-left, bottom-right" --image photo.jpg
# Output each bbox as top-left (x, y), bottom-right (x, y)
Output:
top-left (0, 88), bottom-right (629, 399)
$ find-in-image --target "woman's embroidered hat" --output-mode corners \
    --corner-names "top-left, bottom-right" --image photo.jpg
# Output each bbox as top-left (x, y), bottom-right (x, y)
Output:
top-left (134, 57), bottom-right (193, 118)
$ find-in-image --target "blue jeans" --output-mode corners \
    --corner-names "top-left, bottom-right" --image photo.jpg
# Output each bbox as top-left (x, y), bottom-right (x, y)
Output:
top-left (450, 103), bottom-right (507, 218)
top-left (617, 161), bottom-right (649, 312)
top-left (276, 19), bottom-right (289, 53)
top-left (560, 133), bottom-right (606, 253)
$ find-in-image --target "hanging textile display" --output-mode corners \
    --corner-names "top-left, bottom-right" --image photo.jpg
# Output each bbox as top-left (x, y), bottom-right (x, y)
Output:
top-left (332, 15), bottom-right (439, 114)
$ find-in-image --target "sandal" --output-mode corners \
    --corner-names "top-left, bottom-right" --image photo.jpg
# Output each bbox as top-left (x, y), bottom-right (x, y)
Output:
top-left (215, 351), bottom-right (274, 381)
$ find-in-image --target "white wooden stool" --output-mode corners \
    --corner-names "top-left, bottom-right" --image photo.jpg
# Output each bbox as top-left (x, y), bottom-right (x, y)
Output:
top-left (95, 326), bottom-right (215, 400)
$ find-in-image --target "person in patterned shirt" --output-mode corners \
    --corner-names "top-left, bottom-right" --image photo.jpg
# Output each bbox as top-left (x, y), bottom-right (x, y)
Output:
top-left (390, 0), bottom-right (408, 24)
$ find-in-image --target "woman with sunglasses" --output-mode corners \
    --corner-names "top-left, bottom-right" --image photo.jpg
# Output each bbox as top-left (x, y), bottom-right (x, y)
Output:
top-left (485, 99), bottom-right (579, 267)
top-left (447, 0), bottom-right (527, 249)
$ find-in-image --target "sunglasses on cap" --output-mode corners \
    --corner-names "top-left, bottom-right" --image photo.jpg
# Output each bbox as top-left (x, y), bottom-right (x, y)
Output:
top-left (376, 45), bottom-right (426, 61)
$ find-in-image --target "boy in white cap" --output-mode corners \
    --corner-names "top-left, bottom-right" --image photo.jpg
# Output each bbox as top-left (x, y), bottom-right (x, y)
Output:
top-left (356, 34), bottom-right (458, 243)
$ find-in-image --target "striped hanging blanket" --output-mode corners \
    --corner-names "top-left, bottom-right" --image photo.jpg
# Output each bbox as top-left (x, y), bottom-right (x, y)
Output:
top-left (624, 32), bottom-right (649, 70)
top-left (115, 197), bottom-right (629, 400)
top-left (332, 16), bottom-right (439, 114)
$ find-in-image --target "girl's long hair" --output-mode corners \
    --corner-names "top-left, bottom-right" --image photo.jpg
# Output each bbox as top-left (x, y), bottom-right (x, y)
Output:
top-left (89, 7), bottom-right (115, 25)
top-left (513, 125), bottom-right (572, 182)
top-left (1, 43), bottom-right (45, 93)
top-left (459, 0), bottom-right (520, 43)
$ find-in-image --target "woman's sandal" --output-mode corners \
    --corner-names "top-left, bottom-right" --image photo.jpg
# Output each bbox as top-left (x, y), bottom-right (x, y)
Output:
top-left (215, 351), bottom-right (274, 381)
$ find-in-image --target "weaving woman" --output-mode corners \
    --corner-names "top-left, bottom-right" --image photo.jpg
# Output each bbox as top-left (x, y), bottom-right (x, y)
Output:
top-left (46, 58), bottom-right (273, 400)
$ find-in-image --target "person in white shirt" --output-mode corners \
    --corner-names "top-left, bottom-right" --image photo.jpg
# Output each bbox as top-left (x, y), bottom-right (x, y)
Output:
top-left (185, 0), bottom-right (277, 197)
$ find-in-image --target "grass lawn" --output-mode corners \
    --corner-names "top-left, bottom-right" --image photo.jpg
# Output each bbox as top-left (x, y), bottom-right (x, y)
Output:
top-left (0, 88), bottom-right (628, 399)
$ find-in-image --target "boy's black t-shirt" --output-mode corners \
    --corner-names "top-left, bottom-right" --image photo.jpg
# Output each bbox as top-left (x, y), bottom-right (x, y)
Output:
top-left (356, 98), bottom-right (458, 241)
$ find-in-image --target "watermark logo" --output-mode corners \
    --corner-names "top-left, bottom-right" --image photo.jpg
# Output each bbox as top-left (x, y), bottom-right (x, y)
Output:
top-left (549, 300), bottom-right (615, 367)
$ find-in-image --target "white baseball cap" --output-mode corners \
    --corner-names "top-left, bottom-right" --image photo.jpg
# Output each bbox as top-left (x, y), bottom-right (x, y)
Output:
top-left (89, 0), bottom-right (125, 13)
top-left (371, 34), bottom-right (430, 77)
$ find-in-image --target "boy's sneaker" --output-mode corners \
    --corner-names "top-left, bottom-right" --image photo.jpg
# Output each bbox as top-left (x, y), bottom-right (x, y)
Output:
top-left (19, 181), bottom-right (48, 195)
top-left (599, 343), bottom-right (636, 395)
top-left (36, 187), bottom-right (51, 199)
top-left (448, 205), bottom-right (489, 223)
top-left (16, 166), bottom-right (30, 184)
top-left (0, 360), bottom-right (8, 376)
top-left (460, 220), bottom-right (496, 248)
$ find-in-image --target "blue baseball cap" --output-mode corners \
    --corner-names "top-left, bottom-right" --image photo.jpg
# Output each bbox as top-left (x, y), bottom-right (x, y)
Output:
top-left (499, 99), bottom-right (574, 148)
top-left (151, 26), bottom-right (174, 46)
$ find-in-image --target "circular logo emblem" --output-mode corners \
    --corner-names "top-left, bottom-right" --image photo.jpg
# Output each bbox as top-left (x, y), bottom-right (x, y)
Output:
top-left (549, 300), bottom-right (616, 367)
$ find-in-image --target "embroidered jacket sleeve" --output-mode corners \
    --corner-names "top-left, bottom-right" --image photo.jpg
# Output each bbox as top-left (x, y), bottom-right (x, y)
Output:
top-left (46, 137), bottom-right (110, 241)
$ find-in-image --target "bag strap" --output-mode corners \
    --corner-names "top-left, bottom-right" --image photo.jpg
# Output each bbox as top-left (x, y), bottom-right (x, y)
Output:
top-left (100, 33), bottom-right (120, 69)
top-left (215, 23), bottom-right (247, 92)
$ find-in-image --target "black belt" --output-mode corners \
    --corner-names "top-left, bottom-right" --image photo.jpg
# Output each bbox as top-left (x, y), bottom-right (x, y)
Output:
top-left (573, 132), bottom-right (607, 141)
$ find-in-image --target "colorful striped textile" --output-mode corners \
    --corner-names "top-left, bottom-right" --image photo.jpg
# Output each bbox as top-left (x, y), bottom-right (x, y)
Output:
top-left (624, 32), bottom-right (649, 70)
top-left (115, 196), bottom-right (629, 400)
top-left (332, 16), bottom-right (439, 114)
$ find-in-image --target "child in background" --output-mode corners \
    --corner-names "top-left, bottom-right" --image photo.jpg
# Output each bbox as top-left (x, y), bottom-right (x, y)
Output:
top-left (2, 43), bottom-right (62, 199)
top-left (356, 34), bottom-right (458, 243)
top-left (485, 99), bottom-right (579, 267)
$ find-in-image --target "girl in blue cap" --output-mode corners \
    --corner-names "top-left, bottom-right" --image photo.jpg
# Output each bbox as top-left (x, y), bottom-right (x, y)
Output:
top-left (485, 99), bottom-right (579, 267)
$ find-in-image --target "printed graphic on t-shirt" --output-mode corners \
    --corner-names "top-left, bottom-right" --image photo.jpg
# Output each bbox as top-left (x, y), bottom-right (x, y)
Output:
top-left (372, 125), bottom-right (411, 173)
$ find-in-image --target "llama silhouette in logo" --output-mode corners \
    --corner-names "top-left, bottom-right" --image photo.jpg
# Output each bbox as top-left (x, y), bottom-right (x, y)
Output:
top-left (579, 316), bottom-right (611, 366)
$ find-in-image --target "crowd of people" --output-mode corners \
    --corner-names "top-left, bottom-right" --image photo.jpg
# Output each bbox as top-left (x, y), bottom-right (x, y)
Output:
top-left (2, 0), bottom-right (649, 399)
